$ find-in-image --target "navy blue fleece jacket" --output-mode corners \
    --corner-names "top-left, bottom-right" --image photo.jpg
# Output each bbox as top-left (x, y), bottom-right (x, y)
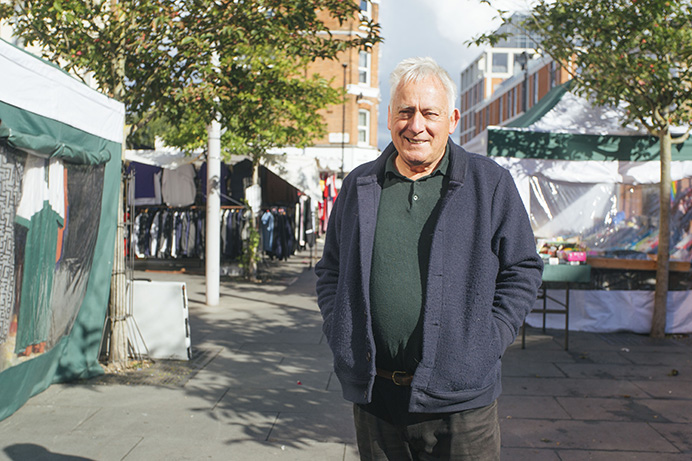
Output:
top-left (315, 139), bottom-right (543, 413)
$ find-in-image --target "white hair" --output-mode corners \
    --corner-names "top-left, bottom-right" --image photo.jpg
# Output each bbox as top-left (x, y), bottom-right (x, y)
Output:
top-left (389, 57), bottom-right (458, 113)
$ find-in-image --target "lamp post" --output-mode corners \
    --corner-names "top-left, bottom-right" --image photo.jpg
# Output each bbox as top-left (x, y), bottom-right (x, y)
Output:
top-left (518, 51), bottom-right (530, 113)
top-left (340, 62), bottom-right (347, 179)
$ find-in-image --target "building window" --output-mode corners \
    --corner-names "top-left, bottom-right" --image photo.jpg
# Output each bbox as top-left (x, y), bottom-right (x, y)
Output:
top-left (358, 51), bottom-right (371, 85)
top-left (358, 109), bottom-right (370, 145)
top-left (492, 52), bottom-right (508, 73)
top-left (498, 98), bottom-right (503, 123)
top-left (549, 61), bottom-right (557, 89)
top-left (533, 74), bottom-right (539, 105)
top-left (360, 0), bottom-right (372, 21)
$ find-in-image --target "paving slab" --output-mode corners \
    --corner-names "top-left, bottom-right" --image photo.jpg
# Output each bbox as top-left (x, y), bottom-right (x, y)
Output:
top-left (502, 376), bottom-right (649, 398)
top-left (556, 451), bottom-right (692, 461)
top-left (557, 396), bottom-right (672, 422)
top-left (124, 439), bottom-right (358, 461)
top-left (498, 395), bottom-right (571, 420)
top-left (649, 422), bottom-right (692, 452)
top-left (501, 418), bottom-right (679, 452)
top-left (631, 378), bottom-right (692, 398)
top-left (0, 435), bottom-right (141, 461)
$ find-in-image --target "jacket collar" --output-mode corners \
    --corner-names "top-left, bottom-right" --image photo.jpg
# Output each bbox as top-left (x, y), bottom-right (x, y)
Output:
top-left (367, 138), bottom-right (469, 185)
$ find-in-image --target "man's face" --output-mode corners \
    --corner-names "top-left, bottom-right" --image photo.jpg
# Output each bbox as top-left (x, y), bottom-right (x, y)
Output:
top-left (387, 76), bottom-right (460, 177)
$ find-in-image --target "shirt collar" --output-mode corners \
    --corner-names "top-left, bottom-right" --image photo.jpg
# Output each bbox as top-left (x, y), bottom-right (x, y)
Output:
top-left (385, 144), bottom-right (450, 181)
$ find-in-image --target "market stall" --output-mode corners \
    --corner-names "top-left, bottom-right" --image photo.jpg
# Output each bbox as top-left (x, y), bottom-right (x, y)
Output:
top-left (0, 40), bottom-right (124, 420)
top-left (124, 150), bottom-right (316, 267)
top-left (470, 82), bottom-right (692, 333)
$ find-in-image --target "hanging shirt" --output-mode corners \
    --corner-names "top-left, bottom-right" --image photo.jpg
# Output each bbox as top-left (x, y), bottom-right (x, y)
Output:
top-left (14, 155), bottom-right (66, 352)
top-left (162, 164), bottom-right (196, 207)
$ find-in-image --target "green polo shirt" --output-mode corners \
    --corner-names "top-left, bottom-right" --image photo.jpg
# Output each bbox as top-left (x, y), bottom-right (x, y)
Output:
top-left (370, 147), bottom-right (449, 373)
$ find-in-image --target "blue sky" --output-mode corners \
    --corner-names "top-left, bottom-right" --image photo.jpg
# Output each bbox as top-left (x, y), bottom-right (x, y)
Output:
top-left (375, 0), bottom-right (529, 149)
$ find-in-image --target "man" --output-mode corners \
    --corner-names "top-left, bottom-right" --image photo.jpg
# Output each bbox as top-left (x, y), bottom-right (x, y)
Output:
top-left (315, 57), bottom-right (543, 460)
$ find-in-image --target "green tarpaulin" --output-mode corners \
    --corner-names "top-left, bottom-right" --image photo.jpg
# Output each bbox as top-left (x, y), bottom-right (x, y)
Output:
top-left (0, 39), bottom-right (124, 421)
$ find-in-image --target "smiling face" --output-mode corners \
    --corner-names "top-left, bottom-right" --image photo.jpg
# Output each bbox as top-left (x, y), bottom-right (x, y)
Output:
top-left (387, 75), bottom-right (460, 179)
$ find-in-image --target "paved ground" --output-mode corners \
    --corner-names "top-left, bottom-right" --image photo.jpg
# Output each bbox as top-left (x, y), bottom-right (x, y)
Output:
top-left (1, 246), bottom-right (692, 460)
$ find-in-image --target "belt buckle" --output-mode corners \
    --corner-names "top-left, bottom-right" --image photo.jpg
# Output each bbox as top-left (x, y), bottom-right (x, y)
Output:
top-left (391, 370), bottom-right (409, 386)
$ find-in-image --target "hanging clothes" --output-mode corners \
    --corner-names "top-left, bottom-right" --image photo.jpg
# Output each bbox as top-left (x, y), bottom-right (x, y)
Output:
top-left (222, 208), bottom-right (249, 260)
top-left (131, 206), bottom-right (246, 261)
top-left (162, 163), bottom-right (197, 207)
top-left (14, 156), bottom-right (66, 353)
top-left (261, 207), bottom-right (297, 261)
top-left (198, 162), bottom-right (232, 205)
top-left (261, 210), bottom-right (275, 253)
top-left (127, 162), bottom-right (162, 206)
top-left (0, 145), bottom-right (24, 345)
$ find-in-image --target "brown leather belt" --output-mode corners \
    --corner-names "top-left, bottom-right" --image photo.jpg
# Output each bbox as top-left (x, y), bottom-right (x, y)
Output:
top-left (376, 368), bottom-right (414, 386)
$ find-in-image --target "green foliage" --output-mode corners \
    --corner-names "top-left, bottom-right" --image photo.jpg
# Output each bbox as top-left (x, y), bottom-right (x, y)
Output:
top-left (477, 0), bottom-right (692, 137)
top-left (0, 0), bottom-right (382, 158)
top-left (526, 0), bottom-right (692, 135)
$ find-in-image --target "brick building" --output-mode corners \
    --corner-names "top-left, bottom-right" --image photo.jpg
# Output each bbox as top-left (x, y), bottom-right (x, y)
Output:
top-left (271, 0), bottom-right (381, 181)
top-left (459, 15), bottom-right (571, 151)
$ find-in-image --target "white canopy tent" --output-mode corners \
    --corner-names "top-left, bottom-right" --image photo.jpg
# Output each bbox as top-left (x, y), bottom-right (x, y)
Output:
top-left (465, 83), bottom-right (692, 333)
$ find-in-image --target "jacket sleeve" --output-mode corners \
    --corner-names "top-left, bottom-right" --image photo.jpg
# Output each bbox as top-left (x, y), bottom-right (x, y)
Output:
top-left (490, 169), bottom-right (544, 352)
top-left (314, 189), bottom-right (344, 339)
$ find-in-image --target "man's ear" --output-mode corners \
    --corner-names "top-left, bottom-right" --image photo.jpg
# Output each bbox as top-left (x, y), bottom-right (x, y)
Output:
top-left (448, 108), bottom-right (460, 134)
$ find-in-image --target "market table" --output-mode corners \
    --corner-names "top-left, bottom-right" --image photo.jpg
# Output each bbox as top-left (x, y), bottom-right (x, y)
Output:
top-left (521, 263), bottom-right (591, 350)
top-left (587, 257), bottom-right (691, 290)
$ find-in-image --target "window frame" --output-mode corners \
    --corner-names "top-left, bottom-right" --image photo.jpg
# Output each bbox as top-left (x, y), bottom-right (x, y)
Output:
top-left (358, 50), bottom-right (371, 86)
top-left (357, 109), bottom-right (370, 146)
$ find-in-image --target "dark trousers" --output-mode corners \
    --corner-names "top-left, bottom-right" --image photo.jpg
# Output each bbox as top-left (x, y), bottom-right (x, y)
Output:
top-left (353, 400), bottom-right (500, 461)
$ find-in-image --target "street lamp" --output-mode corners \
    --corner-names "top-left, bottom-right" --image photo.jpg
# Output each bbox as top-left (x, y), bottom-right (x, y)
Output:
top-left (340, 62), bottom-right (347, 179)
top-left (517, 51), bottom-right (531, 113)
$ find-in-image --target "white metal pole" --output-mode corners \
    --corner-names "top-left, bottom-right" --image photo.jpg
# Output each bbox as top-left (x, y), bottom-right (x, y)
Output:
top-left (205, 119), bottom-right (221, 306)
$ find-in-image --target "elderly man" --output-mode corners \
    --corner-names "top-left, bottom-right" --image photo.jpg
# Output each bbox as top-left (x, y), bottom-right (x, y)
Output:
top-left (315, 56), bottom-right (543, 460)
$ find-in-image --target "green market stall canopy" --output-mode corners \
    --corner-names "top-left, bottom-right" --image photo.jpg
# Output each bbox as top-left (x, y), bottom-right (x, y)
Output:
top-left (0, 39), bottom-right (124, 421)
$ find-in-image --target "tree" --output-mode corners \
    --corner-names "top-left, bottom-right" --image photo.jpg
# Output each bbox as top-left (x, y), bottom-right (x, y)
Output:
top-left (154, 2), bottom-right (380, 280)
top-left (0, 0), bottom-right (177, 366)
top-left (1, 0), bottom-right (381, 356)
top-left (476, 0), bottom-right (692, 337)
top-left (0, 1), bottom-right (379, 144)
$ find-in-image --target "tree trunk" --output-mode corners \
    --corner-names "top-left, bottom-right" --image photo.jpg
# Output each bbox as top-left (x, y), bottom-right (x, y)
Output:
top-left (247, 162), bottom-right (260, 280)
top-left (107, 0), bottom-right (129, 364)
top-left (108, 177), bottom-right (128, 364)
top-left (651, 131), bottom-right (672, 338)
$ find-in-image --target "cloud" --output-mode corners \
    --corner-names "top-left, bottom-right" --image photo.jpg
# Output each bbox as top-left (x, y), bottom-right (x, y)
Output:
top-left (426, 0), bottom-right (534, 62)
top-left (376, 0), bottom-right (531, 149)
top-left (428, 0), bottom-right (501, 46)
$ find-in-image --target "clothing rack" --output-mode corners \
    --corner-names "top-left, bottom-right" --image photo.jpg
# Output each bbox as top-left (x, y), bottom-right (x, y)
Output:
top-left (260, 206), bottom-right (297, 261)
top-left (130, 206), bottom-right (251, 261)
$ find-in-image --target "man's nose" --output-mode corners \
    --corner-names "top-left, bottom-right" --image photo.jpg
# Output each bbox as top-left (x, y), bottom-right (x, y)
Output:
top-left (407, 111), bottom-right (425, 133)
